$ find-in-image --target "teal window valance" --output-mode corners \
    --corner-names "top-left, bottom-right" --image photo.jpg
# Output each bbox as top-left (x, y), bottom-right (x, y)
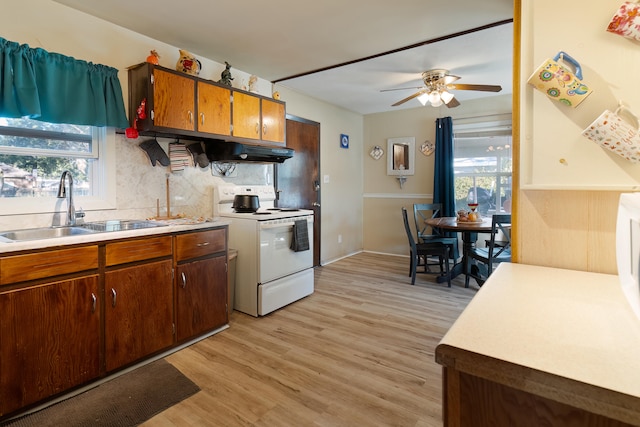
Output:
top-left (0, 37), bottom-right (128, 128)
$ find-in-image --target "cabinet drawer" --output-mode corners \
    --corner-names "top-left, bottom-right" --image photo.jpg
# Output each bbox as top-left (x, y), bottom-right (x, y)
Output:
top-left (106, 236), bottom-right (172, 266)
top-left (175, 228), bottom-right (226, 261)
top-left (0, 246), bottom-right (99, 285)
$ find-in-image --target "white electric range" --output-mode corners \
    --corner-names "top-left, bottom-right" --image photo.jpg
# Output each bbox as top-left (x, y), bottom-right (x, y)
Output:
top-left (214, 184), bottom-right (314, 316)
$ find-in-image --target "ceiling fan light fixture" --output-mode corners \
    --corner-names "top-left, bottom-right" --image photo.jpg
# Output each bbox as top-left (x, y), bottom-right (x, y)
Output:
top-left (440, 90), bottom-right (454, 104)
top-left (428, 91), bottom-right (441, 105)
top-left (417, 93), bottom-right (429, 106)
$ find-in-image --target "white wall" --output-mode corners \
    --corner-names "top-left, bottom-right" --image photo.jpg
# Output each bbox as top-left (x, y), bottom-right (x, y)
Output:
top-left (0, 0), bottom-right (364, 265)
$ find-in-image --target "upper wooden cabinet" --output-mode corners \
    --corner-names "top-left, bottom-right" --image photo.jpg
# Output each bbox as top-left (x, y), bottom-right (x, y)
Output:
top-left (128, 63), bottom-right (284, 145)
top-left (198, 81), bottom-right (232, 135)
top-left (261, 98), bottom-right (285, 143)
top-left (129, 64), bottom-right (231, 137)
top-left (152, 68), bottom-right (196, 132)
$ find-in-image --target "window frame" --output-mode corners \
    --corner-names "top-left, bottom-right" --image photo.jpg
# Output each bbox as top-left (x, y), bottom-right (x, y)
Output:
top-left (453, 119), bottom-right (513, 215)
top-left (0, 125), bottom-right (116, 216)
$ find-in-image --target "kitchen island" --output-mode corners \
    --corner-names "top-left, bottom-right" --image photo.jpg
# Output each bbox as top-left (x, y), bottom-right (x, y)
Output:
top-left (436, 263), bottom-right (640, 426)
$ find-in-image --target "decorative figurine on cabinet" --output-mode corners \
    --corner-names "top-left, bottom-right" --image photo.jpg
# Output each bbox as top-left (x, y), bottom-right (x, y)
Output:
top-left (218, 61), bottom-right (234, 86)
top-left (248, 75), bottom-right (258, 93)
top-left (146, 50), bottom-right (160, 65)
top-left (176, 49), bottom-right (201, 76)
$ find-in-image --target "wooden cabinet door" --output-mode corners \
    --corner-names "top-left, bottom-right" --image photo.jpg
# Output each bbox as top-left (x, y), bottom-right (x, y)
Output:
top-left (0, 275), bottom-right (100, 416)
top-left (176, 256), bottom-right (227, 342)
top-left (261, 98), bottom-right (286, 143)
top-left (232, 91), bottom-right (261, 140)
top-left (197, 81), bottom-right (231, 135)
top-left (104, 259), bottom-right (174, 372)
top-left (153, 68), bottom-right (195, 131)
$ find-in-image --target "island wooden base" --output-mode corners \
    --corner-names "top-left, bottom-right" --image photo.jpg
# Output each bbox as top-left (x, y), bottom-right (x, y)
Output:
top-left (442, 367), bottom-right (635, 427)
top-left (436, 263), bottom-right (640, 427)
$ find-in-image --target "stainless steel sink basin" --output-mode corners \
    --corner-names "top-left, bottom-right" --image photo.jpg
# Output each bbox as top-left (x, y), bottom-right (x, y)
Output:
top-left (0, 226), bottom-right (97, 242)
top-left (80, 220), bottom-right (167, 232)
top-left (0, 220), bottom-right (167, 243)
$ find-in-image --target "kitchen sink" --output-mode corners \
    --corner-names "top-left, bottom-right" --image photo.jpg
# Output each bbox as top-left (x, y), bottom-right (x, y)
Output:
top-left (0, 220), bottom-right (167, 243)
top-left (0, 226), bottom-right (98, 242)
top-left (79, 219), bottom-right (167, 232)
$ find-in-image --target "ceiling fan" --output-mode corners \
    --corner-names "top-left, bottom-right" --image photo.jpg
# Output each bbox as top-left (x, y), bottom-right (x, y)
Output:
top-left (384, 69), bottom-right (502, 108)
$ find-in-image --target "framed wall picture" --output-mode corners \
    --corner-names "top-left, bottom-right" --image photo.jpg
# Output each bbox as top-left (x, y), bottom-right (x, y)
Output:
top-left (340, 134), bottom-right (349, 149)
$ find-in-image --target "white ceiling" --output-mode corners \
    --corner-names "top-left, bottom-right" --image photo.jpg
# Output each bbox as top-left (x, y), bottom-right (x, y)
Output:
top-left (54, 0), bottom-right (514, 115)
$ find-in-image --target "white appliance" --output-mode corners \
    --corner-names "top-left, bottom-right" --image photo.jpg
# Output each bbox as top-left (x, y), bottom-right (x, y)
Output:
top-left (214, 184), bottom-right (314, 316)
top-left (616, 192), bottom-right (640, 321)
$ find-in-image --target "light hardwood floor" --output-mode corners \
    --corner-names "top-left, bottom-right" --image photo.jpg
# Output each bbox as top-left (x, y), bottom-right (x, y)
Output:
top-left (144, 252), bottom-right (478, 427)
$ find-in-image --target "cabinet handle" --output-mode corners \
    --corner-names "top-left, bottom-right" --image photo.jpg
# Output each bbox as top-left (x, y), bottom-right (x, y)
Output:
top-left (91, 293), bottom-right (97, 313)
top-left (188, 110), bottom-right (193, 124)
top-left (200, 112), bottom-right (205, 126)
top-left (255, 122), bottom-right (260, 135)
top-left (196, 241), bottom-right (209, 247)
top-left (263, 124), bottom-right (267, 135)
top-left (111, 288), bottom-right (117, 307)
top-left (181, 272), bottom-right (187, 288)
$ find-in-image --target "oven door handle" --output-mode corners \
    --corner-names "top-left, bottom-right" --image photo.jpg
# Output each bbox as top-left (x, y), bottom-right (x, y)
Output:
top-left (260, 220), bottom-right (309, 230)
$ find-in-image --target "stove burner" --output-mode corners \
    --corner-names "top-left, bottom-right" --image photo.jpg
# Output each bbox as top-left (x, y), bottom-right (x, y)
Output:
top-left (253, 212), bottom-right (272, 215)
top-left (280, 208), bottom-right (300, 212)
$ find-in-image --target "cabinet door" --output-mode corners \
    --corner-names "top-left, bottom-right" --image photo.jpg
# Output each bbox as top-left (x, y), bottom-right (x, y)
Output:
top-left (232, 91), bottom-right (261, 140)
top-left (176, 256), bottom-right (227, 342)
top-left (153, 68), bottom-right (195, 131)
top-left (0, 276), bottom-right (100, 416)
top-left (104, 259), bottom-right (174, 372)
top-left (197, 81), bottom-right (231, 135)
top-left (261, 98), bottom-right (286, 143)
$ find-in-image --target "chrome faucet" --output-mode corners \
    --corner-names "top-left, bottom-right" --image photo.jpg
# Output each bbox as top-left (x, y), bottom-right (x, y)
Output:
top-left (57, 170), bottom-right (76, 226)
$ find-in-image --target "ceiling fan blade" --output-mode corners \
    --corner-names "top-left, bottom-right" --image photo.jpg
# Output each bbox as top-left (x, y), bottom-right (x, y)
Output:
top-left (442, 75), bottom-right (461, 85)
top-left (445, 97), bottom-right (460, 108)
top-left (380, 86), bottom-right (424, 93)
top-left (391, 91), bottom-right (425, 107)
top-left (447, 83), bottom-right (502, 92)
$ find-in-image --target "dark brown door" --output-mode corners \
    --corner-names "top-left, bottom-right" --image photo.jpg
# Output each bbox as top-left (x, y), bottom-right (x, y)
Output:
top-left (276, 115), bottom-right (321, 267)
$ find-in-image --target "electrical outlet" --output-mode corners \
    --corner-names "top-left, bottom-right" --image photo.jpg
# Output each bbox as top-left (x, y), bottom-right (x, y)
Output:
top-left (323, 175), bottom-right (330, 184)
top-left (338, 234), bottom-right (342, 243)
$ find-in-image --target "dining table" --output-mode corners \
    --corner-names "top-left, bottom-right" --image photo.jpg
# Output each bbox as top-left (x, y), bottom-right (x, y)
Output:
top-left (425, 216), bottom-right (495, 285)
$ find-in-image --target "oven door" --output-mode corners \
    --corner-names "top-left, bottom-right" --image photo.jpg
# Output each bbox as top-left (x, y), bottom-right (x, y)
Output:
top-left (259, 216), bottom-right (313, 283)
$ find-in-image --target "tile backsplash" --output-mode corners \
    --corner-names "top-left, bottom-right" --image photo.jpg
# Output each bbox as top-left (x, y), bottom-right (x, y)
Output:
top-left (0, 133), bottom-right (273, 231)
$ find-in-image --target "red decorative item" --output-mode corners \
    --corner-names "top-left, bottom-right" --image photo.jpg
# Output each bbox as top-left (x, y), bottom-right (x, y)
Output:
top-left (137, 98), bottom-right (147, 120)
top-left (125, 98), bottom-right (147, 139)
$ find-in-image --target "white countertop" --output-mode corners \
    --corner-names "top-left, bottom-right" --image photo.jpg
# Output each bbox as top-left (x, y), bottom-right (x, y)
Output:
top-left (436, 263), bottom-right (640, 424)
top-left (0, 218), bottom-right (231, 253)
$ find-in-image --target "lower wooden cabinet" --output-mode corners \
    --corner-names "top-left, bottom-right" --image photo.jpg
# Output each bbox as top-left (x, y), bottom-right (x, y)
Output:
top-left (105, 259), bottom-right (174, 372)
top-left (0, 275), bottom-right (100, 416)
top-left (176, 256), bottom-right (227, 342)
top-left (0, 225), bottom-right (229, 419)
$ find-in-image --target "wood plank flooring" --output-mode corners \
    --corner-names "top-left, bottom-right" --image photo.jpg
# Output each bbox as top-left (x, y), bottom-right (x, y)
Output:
top-left (143, 252), bottom-right (478, 427)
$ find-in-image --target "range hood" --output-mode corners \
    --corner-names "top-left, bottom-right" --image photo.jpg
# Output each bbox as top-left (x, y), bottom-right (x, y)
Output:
top-left (204, 141), bottom-right (294, 163)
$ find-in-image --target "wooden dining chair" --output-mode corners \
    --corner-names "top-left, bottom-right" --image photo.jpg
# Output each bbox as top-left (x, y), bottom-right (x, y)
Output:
top-left (465, 214), bottom-right (511, 287)
top-left (413, 203), bottom-right (458, 258)
top-left (402, 207), bottom-right (451, 287)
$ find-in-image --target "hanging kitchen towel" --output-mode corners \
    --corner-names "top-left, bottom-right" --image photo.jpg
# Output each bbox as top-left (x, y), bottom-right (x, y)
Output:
top-left (169, 141), bottom-right (191, 172)
top-left (290, 219), bottom-right (310, 252)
